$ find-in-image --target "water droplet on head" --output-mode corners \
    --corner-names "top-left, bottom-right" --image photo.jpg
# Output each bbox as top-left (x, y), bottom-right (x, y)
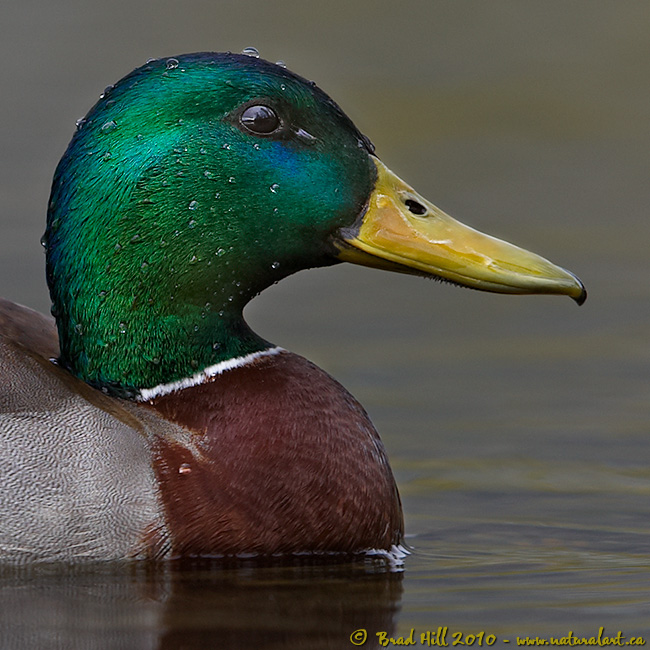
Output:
top-left (228, 177), bottom-right (236, 184)
top-left (75, 118), bottom-right (86, 131)
top-left (99, 85), bottom-right (114, 99)
top-left (178, 463), bottom-right (192, 475)
top-left (271, 261), bottom-right (280, 270)
top-left (270, 183), bottom-right (279, 193)
top-left (212, 342), bottom-right (221, 350)
top-left (165, 58), bottom-right (179, 70)
top-left (276, 61), bottom-right (287, 69)
top-left (188, 200), bottom-right (198, 210)
top-left (40, 235), bottom-right (48, 250)
top-left (189, 255), bottom-right (198, 265)
top-left (74, 323), bottom-right (84, 335)
top-left (241, 47), bottom-right (260, 58)
top-left (118, 322), bottom-right (127, 334)
top-left (101, 120), bottom-right (117, 133)
top-left (98, 290), bottom-right (107, 302)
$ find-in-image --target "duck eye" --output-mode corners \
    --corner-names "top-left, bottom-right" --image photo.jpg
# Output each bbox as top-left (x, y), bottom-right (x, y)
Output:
top-left (240, 105), bottom-right (280, 134)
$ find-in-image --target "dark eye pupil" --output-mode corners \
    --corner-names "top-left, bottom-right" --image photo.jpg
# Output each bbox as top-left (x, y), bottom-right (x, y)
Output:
top-left (241, 105), bottom-right (280, 134)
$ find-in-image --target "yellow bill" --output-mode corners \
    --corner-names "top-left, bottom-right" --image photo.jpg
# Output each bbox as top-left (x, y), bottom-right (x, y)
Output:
top-left (335, 158), bottom-right (586, 305)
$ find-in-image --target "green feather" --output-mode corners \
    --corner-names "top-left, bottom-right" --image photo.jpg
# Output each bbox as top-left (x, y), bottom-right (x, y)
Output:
top-left (46, 53), bottom-right (376, 395)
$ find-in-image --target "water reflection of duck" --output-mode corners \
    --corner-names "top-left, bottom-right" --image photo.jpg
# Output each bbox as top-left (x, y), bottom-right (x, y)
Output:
top-left (0, 560), bottom-right (404, 649)
top-left (0, 52), bottom-right (586, 563)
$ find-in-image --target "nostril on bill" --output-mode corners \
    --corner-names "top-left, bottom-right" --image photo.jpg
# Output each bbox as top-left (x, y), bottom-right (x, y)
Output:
top-left (404, 198), bottom-right (427, 216)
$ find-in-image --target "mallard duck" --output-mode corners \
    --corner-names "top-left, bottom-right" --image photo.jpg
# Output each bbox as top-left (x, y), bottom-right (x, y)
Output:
top-left (0, 51), bottom-right (585, 563)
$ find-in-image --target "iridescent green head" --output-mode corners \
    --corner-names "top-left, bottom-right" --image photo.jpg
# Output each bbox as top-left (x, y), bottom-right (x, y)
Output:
top-left (46, 52), bottom-right (376, 395)
top-left (46, 52), bottom-right (585, 397)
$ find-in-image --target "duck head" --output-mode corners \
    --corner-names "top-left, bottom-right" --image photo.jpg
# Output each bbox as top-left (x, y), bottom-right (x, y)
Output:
top-left (45, 52), bottom-right (585, 397)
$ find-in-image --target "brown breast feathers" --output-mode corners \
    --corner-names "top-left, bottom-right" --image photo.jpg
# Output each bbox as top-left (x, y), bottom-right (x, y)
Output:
top-left (144, 351), bottom-right (404, 557)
